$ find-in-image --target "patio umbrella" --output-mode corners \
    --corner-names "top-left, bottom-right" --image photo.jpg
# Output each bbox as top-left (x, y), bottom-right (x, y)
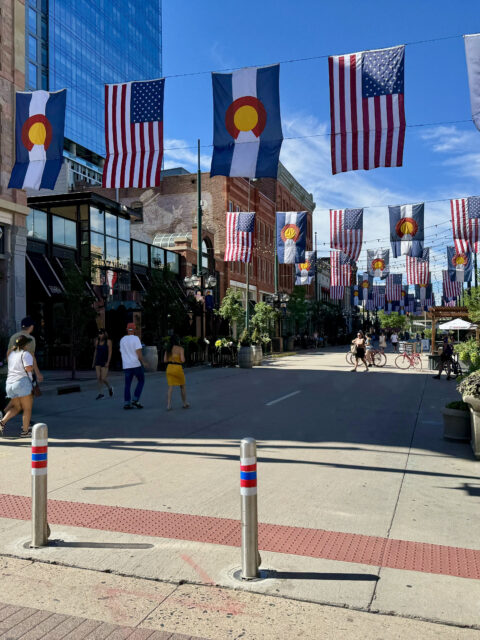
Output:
top-left (437, 318), bottom-right (477, 342)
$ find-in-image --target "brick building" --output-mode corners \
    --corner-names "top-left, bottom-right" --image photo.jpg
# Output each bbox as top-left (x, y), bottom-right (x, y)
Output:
top-left (0, 0), bottom-right (29, 332)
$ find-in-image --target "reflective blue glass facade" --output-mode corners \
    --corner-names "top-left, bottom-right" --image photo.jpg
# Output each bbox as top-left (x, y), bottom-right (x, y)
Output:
top-left (48, 0), bottom-right (162, 157)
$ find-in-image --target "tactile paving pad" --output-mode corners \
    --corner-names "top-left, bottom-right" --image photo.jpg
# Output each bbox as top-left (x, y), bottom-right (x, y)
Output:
top-left (0, 493), bottom-right (479, 579)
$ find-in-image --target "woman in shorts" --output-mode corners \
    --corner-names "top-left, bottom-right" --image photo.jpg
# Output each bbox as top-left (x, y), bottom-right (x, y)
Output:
top-left (351, 330), bottom-right (369, 372)
top-left (0, 335), bottom-right (36, 437)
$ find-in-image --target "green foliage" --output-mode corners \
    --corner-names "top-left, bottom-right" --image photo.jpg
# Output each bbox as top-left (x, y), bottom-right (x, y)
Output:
top-left (463, 287), bottom-right (480, 323)
top-left (216, 288), bottom-right (244, 330)
top-left (286, 288), bottom-right (309, 331)
top-left (458, 370), bottom-right (480, 398)
top-left (454, 338), bottom-right (480, 372)
top-left (251, 301), bottom-right (279, 336)
top-left (214, 337), bottom-right (234, 350)
top-left (238, 328), bottom-right (252, 346)
top-left (142, 267), bottom-right (191, 344)
top-left (423, 328), bottom-right (432, 339)
top-left (377, 310), bottom-right (408, 331)
top-left (445, 400), bottom-right (469, 411)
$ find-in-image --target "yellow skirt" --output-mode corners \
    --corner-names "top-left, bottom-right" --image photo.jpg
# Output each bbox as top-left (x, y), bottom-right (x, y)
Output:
top-left (166, 363), bottom-right (185, 386)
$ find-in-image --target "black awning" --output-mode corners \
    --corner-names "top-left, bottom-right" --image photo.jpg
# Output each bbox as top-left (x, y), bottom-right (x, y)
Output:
top-left (27, 253), bottom-right (65, 297)
top-left (53, 257), bottom-right (97, 299)
top-left (133, 271), bottom-right (150, 293)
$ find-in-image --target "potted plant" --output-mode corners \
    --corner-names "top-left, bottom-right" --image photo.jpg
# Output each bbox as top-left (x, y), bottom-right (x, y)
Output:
top-left (442, 400), bottom-right (470, 441)
top-left (457, 371), bottom-right (480, 458)
top-left (251, 328), bottom-right (263, 366)
top-left (237, 329), bottom-right (253, 369)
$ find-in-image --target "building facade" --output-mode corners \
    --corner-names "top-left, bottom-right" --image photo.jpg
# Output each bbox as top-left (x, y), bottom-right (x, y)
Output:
top-left (0, 0), bottom-right (30, 333)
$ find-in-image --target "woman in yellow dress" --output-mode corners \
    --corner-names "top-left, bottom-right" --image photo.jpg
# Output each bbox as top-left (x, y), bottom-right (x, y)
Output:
top-left (164, 335), bottom-right (189, 411)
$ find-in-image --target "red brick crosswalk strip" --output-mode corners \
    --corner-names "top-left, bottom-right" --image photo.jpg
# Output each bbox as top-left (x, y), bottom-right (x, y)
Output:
top-left (0, 493), bottom-right (479, 580)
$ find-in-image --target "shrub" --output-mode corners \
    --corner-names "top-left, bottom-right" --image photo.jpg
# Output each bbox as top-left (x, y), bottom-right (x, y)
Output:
top-left (454, 338), bottom-right (480, 372)
top-left (458, 370), bottom-right (480, 398)
top-left (238, 329), bottom-right (252, 346)
top-left (445, 400), bottom-right (469, 411)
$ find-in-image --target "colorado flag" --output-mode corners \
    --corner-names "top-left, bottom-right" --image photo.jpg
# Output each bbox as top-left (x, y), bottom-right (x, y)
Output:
top-left (8, 89), bottom-right (66, 190)
top-left (211, 64), bottom-right (283, 178)
top-left (276, 212), bottom-right (307, 264)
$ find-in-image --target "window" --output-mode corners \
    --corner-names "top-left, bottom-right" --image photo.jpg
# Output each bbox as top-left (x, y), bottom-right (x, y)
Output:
top-left (28, 7), bottom-right (37, 33)
top-left (132, 241), bottom-right (148, 265)
top-left (26, 209), bottom-right (47, 241)
top-left (105, 212), bottom-right (117, 237)
top-left (118, 217), bottom-right (130, 241)
top-left (29, 35), bottom-right (37, 61)
top-left (151, 246), bottom-right (164, 269)
top-left (228, 200), bottom-right (233, 212)
top-left (90, 207), bottom-right (104, 233)
top-left (236, 205), bottom-right (241, 212)
top-left (166, 251), bottom-right (179, 274)
top-left (52, 215), bottom-right (76, 248)
top-left (90, 232), bottom-right (105, 261)
top-left (28, 63), bottom-right (37, 89)
top-left (202, 240), bottom-right (210, 270)
top-left (118, 240), bottom-right (130, 269)
top-left (106, 236), bottom-right (118, 265)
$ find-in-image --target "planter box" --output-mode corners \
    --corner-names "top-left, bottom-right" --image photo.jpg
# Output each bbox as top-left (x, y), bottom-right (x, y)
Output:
top-left (442, 407), bottom-right (470, 441)
top-left (462, 395), bottom-right (480, 459)
top-left (238, 346), bottom-right (253, 369)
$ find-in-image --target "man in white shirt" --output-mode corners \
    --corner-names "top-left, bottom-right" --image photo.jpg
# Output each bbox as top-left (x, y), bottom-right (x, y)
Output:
top-left (120, 323), bottom-right (146, 410)
top-left (391, 332), bottom-right (399, 353)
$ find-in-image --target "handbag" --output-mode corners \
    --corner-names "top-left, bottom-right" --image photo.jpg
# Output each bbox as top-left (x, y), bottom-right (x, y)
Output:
top-left (350, 343), bottom-right (357, 354)
top-left (22, 354), bottom-right (42, 397)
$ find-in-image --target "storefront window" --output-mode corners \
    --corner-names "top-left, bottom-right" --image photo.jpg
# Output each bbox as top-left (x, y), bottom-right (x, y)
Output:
top-left (118, 240), bottom-right (130, 269)
top-left (106, 235), bottom-right (118, 265)
top-left (132, 241), bottom-right (148, 265)
top-left (151, 246), bottom-right (164, 269)
top-left (90, 207), bottom-right (104, 233)
top-left (26, 209), bottom-right (47, 241)
top-left (52, 215), bottom-right (76, 248)
top-left (105, 212), bottom-right (117, 237)
top-left (90, 231), bottom-right (105, 261)
top-left (166, 251), bottom-right (179, 274)
top-left (118, 217), bottom-right (130, 241)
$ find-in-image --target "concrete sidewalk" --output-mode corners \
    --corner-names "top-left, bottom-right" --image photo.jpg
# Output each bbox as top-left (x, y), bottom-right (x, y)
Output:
top-left (0, 348), bottom-right (478, 638)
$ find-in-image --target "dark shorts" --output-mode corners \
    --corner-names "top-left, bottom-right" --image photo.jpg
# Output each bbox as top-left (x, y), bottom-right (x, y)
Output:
top-left (356, 348), bottom-right (365, 359)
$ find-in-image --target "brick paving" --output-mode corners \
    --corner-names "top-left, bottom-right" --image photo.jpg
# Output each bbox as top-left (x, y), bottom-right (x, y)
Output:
top-left (0, 493), bottom-right (479, 580)
top-left (0, 601), bottom-right (203, 639)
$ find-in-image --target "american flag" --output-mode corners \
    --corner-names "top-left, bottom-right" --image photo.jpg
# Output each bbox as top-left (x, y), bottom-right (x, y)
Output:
top-left (443, 270), bottom-right (463, 299)
top-left (328, 45), bottom-right (405, 175)
top-left (406, 249), bottom-right (430, 285)
top-left (443, 297), bottom-right (457, 307)
top-left (386, 273), bottom-right (402, 301)
top-left (329, 286), bottom-right (345, 300)
top-left (406, 295), bottom-right (415, 313)
top-left (372, 285), bottom-right (385, 309)
top-left (450, 197), bottom-right (480, 253)
top-left (103, 78), bottom-right (164, 188)
top-left (330, 251), bottom-right (352, 286)
top-left (330, 209), bottom-right (363, 261)
top-left (225, 212), bottom-right (255, 262)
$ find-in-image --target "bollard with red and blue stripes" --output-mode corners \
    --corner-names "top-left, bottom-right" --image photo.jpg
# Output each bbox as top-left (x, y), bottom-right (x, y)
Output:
top-left (240, 455), bottom-right (257, 496)
top-left (31, 433), bottom-right (47, 476)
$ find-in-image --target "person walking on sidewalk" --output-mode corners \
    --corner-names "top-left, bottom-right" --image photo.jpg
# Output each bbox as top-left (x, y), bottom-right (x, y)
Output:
top-left (379, 332), bottom-right (387, 353)
top-left (433, 336), bottom-right (454, 380)
top-left (0, 335), bottom-right (37, 437)
top-left (391, 331), bottom-right (399, 353)
top-left (92, 329), bottom-right (113, 400)
top-left (164, 335), bottom-right (189, 411)
top-left (351, 331), bottom-right (369, 372)
top-left (120, 323), bottom-right (146, 410)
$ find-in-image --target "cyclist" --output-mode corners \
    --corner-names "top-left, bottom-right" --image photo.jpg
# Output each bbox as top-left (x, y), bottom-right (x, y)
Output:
top-left (433, 336), bottom-right (454, 380)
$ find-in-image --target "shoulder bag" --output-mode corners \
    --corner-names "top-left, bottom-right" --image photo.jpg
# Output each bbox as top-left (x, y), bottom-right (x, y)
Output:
top-left (22, 353), bottom-right (42, 398)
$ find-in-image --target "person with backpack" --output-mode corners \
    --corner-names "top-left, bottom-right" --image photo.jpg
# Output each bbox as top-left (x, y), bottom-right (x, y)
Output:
top-left (0, 335), bottom-right (37, 437)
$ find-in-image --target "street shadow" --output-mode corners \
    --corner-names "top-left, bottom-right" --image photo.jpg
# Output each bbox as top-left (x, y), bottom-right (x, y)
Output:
top-left (443, 483), bottom-right (480, 497)
top-left (82, 483), bottom-right (143, 491)
top-left (268, 570), bottom-right (379, 581)
top-left (48, 540), bottom-right (154, 549)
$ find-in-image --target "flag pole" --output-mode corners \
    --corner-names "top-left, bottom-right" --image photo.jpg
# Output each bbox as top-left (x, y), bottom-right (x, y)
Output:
top-left (245, 179), bottom-right (251, 331)
top-left (314, 231), bottom-right (318, 302)
top-left (475, 253), bottom-right (478, 289)
top-left (197, 139), bottom-right (202, 277)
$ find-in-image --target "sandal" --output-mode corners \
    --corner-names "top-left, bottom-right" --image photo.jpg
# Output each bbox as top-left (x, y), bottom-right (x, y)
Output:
top-left (182, 404), bottom-right (190, 409)
top-left (0, 420), bottom-right (5, 436)
top-left (19, 427), bottom-right (32, 438)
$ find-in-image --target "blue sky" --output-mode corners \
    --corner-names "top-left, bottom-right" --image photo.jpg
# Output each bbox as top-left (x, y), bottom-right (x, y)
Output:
top-left (161, 0), bottom-right (480, 297)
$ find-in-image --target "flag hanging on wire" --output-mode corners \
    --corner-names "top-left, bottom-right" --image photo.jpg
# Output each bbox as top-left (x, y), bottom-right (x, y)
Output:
top-left (328, 45), bottom-right (405, 175)
top-left (443, 270), bottom-right (463, 299)
top-left (358, 272), bottom-right (373, 301)
top-left (295, 251), bottom-right (316, 285)
top-left (103, 78), bottom-right (164, 188)
top-left (464, 34), bottom-right (480, 132)
top-left (400, 285), bottom-right (408, 308)
top-left (330, 286), bottom-right (345, 300)
top-left (224, 212), bottom-right (255, 262)
top-left (406, 248), bottom-right (429, 284)
top-left (351, 280), bottom-right (360, 306)
top-left (389, 203), bottom-right (424, 257)
top-left (367, 248), bottom-right (389, 278)
top-left (386, 274), bottom-right (402, 301)
top-left (330, 251), bottom-right (352, 286)
top-left (329, 208), bottom-right (363, 261)
top-left (372, 285), bottom-right (385, 309)
top-left (415, 282), bottom-right (432, 302)
top-left (211, 64), bottom-right (283, 178)
top-left (447, 246), bottom-right (472, 282)
top-left (276, 212), bottom-right (307, 264)
top-left (450, 197), bottom-right (480, 253)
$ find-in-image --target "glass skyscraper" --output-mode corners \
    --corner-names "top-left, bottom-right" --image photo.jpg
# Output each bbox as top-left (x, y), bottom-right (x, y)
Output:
top-left (26, 0), bottom-right (162, 160)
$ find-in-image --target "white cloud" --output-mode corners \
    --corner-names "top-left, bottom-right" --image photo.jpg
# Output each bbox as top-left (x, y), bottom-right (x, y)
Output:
top-left (163, 138), bottom-right (211, 172)
top-left (420, 124), bottom-right (480, 182)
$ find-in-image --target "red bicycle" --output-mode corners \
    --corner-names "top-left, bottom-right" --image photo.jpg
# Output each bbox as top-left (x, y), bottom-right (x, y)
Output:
top-left (394, 351), bottom-right (422, 370)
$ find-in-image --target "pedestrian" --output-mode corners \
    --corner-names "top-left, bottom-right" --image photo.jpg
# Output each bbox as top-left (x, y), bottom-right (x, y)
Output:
top-left (391, 331), bottom-right (399, 352)
top-left (92, 328), bottom-right (113, 400)
top-left (0, 335), bottom-right (37, 437)
top-left (120, 323), bottom-right (146, 410)
top-left (351, 330), bottom-right (369, 372)
top-left (164, 335), bottom-right (189, 410)
top-left (404, 329), bottom-right (410, 341)
top-left (379, 332), bottom-right (387, 353)
top-left (433, 336), bottom-right (454, 380)
top-left (365, 334), bottom-right (375, 366)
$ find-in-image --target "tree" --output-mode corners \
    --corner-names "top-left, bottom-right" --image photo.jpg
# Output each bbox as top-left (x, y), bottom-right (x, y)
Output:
top-left (216, 288), bottom-right (244, 335)
top-left (286, 288), bottom-right (309, 332)
top-left (60, 261), bottom-right (97, 379)
top-left (250, 301), bottom-right (279, 337)
top-left (463, 287), bottom-right (480, 324)
top-left (377, 310), bottom-right (408, 331)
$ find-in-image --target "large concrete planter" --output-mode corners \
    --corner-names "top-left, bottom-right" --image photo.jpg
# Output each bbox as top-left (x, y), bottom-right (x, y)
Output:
top-left (442, 407), bottom-right (470, 441)
top-left (462, 395), bottom-right (480, 459)
top-left (238, 346), bottom-right (253, 369)
top-left (142, 346), bottom-right (158, 372)
top-left (252, 345), bottom-right (263, 366)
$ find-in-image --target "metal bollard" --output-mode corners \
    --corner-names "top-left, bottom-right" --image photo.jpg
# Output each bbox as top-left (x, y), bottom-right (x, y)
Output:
top-left (240, 437), bottom-right (259, 579)
top-left (30, 424), bottom-right (49, 548)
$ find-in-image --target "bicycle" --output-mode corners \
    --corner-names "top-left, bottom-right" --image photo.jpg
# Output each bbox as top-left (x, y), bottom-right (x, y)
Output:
top-left (346, 349), bottom-right (386, 367)
top-left (394, 351), bottom-right (422, 370)
top-left (436, 355), bottom-right (462, 379)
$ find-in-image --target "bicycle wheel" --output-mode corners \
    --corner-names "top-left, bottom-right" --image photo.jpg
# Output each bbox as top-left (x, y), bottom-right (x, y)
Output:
top-left (346, 352), bottom-right (355, 366)
top-left (413, 355), bottom-right (422, 370)
top-left (378, 352), bottom-right (387, 367)
top-left (395, 354), bottom-right (410, 369)
top-left (373, 352), bottom-right (384, 367)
